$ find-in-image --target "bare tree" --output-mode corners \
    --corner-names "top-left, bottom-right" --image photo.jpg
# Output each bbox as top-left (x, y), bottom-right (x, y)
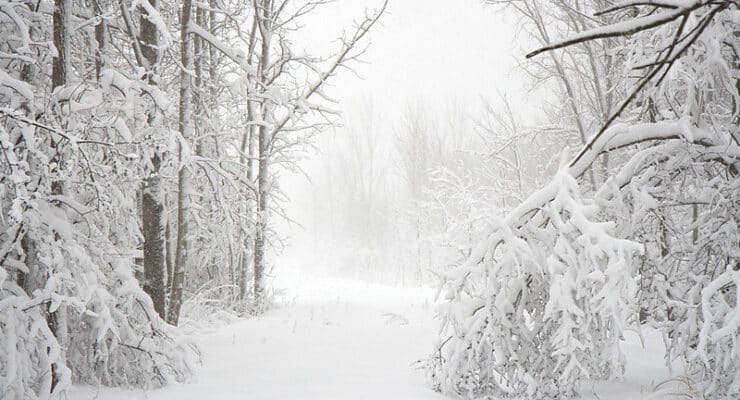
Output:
top-left (247, 0), bottom-right (389, 312)
top-left (489, 0), bottom-right (626, 188)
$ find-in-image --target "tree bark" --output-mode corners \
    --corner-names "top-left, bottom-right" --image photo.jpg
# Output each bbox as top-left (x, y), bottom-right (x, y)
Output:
top-left (142, 158), bottom-right (166, 319)
top-left (93, 0), bottom-right (108, 80)
top-left (52, 0), bottom-right (70, 90)
top-left (237, 16), bottom-right (260, 307)
top-left (46, 0), bottom-right (72, 391)
top-left (239, 82), bottom-right (258, 304)
top-left (139, 0), bottom-right (168, 320)
top-left (253, 124), bottom-right (268, 311)
top-left (238, 122), bottom-right (253, 303)
top-left (252, 0), bottom-right (273, 313)
top-left (168, 0), bottom-right (195, 326)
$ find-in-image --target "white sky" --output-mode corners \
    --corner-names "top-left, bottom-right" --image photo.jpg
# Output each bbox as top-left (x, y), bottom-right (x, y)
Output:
top-left (292, 0), bottom-right (534, 119)
top-left (279, 0), bottom-right (540, 247)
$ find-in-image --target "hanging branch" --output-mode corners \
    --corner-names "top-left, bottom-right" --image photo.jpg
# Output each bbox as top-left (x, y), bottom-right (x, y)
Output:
top-left (525, 0), bottom-right (733, 168)
top-left (525, 0), bottom-right (716, 58)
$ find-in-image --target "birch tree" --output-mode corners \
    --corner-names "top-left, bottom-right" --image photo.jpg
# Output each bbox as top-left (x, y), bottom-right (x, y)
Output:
top-left (167, 0), bottom-right (196, 327)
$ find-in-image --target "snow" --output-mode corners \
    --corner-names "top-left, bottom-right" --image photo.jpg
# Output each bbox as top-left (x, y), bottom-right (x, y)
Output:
top-left (132, 0), bottom-right (172, 48)
top-left (68, 260), bottom-right (683, 400)
top-left (583, 329), bottom-right (684, 400)
top-left (186, 21), bottom-right (249, 71)
top-left (0, 69), bottom-right (34, 100)
top-left (68, 261), bottom-right (446, 400)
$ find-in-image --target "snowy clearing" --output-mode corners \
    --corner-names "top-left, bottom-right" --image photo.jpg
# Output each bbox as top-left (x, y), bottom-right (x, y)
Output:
top-left (69, 263), bottom-right (681, 400)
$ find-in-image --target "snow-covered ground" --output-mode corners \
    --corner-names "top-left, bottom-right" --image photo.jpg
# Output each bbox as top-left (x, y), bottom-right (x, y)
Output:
top-left (70, 262), bottom-right (682, 400)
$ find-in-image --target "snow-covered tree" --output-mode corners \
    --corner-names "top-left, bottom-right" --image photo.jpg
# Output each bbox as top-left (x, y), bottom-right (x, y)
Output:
top-left (0, 0), bottom-right (197, 397)
top-left (245, 0), bottom-right (388, 312)
top-left (489, 0), bottom-right (629, 188)
top-left (430, 1), bottom-right (739, 398)
top-left (1, 0), bottom-right (390, 397)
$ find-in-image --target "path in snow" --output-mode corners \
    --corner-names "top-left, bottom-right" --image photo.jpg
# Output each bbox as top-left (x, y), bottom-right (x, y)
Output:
top-left (70, 265), bottom-right (447, 400)
top-left (70, 263), bottom-right (680, 400)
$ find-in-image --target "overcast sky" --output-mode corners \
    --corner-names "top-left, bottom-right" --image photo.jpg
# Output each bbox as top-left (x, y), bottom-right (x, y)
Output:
top-left (280, 0), bottom-right (538, 246)
top-left (293, 0), bottom-right (533, 119)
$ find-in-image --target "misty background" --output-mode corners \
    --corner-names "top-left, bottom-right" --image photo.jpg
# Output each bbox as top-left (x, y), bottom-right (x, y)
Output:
top-left (277, 0), bottom-right (550, 284)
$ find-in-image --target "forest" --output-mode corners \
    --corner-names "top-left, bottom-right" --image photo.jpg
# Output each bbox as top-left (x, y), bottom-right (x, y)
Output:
top-left (0, 0), bottom-right (737, 399)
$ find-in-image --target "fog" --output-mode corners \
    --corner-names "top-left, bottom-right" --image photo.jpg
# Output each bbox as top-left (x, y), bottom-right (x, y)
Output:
top-left (278, 0), bottom-right (541, 283)
top-left (5, 0), bottom-right (734, 398)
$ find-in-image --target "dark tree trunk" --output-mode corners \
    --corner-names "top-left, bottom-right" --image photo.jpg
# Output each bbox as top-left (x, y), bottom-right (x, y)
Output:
top-left (139, 0), bottom-right (168, 319)
top-left (47, 0), bottom-right (72, 391)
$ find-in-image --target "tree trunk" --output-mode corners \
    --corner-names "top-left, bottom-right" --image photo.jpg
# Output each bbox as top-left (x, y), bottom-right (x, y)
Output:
top-left (252, 0), bottom-right (273, 313)
top-left (253, 125), bottom-right (268, 311)
top-left (52, 0), bottom-right (70, 90)
top-left (93, 0), bottom-right (108, 80)
top-left (237, 10), bottom-right (261, 309)
top-left (46, 0), bottom-right (72, 391)
top-left (166, 214), bottom-right (174, 294)
top-left (168, 0), bottom-right (195, 326)
top-left (142, 157), bottom-right (166, 318)
top-left (238, 85), bottom-right (259, 304)
top-left (238, 124), bottom-right (252, 303)
top-left (139, 0), bottom-right (167, 320)
top-left (194, 4), bottom-right (205, 156)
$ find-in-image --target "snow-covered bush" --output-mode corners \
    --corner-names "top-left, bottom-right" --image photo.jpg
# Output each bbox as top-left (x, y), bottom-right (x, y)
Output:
top-left (0, 270), bottom-right (70, 399)
top-left (431, 1), bottom-right (739, 398)
top-left (431, 170), bottom-right (641, 398)
top-left (602, 123), bottom-right (739, 398)
top-left (617, 2), bottom-right (739, 396)
top-left (179, 284), bottom-right (243, 330)
top-left (621, 138), bottom-right (739, 397)
top-left (431, 119), bottom-right (738, 399)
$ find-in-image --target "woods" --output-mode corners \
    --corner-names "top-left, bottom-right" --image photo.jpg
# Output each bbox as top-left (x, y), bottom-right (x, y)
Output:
top-left (0, 0), bottom-right (737, 399)
top-left (0, 0), bottom-right (385, 397)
